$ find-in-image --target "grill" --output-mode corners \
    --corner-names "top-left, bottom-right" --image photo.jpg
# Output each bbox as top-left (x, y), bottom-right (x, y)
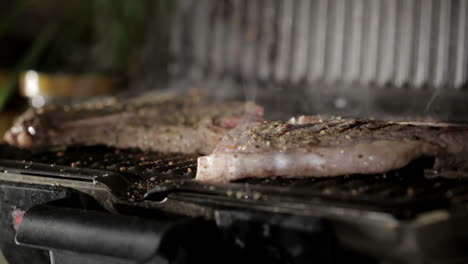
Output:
top-left (1, 144), bottom-right (464, 217)
top-left (172, 0), bottom-right (468, 88)
top-left (1, 144), bottom-right (468, 263)
top-left (3, 0), bottom-right (468, 263)
top-left (0, 145), bottom-right (199, 200)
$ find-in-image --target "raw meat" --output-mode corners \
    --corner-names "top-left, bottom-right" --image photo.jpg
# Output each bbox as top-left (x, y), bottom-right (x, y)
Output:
top-left (196, 116), bottom-right (468, 182)
top-left (5, 91), bottom-right (263, 154)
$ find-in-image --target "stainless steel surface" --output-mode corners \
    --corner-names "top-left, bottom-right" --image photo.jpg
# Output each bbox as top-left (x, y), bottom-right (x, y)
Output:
top-left (166, 0), bottom-right (468, 121)
top-left (171, 0), bottom-right (468, 90)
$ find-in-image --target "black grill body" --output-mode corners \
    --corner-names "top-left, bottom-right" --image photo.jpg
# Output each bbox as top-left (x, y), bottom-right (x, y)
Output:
top-left (0, 145), bottom-right (468, 264)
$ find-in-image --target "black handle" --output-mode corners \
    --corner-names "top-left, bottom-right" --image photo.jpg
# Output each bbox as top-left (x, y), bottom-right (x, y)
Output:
top-left (15, 202), bottom-right (178, 261)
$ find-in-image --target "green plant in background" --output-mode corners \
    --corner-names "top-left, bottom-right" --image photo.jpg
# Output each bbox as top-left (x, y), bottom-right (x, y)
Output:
top-left (92, 0), bottom-right (174, 81)
top-left (0, 0), bottom-right (92, 110)
top-left (92, 0), bottom-right (155, 73)
top-left (0, 23), bottom-right (57, 110)
top-left (0, 0), bottom-right (173, 110)
top-left (0, 0), bottom-right (56, 110)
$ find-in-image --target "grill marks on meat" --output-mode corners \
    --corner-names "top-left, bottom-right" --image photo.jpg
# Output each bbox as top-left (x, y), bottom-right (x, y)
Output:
top-left (196, 117), bottom-right (468, 182)
top-left (4, 92), bottom-right (263, 154)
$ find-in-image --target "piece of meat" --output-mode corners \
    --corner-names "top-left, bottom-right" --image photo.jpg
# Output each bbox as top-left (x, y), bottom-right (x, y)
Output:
top-left (196, 116), bottom-right (468, 182)
top-left (4, 91), bottom-right (263, 154)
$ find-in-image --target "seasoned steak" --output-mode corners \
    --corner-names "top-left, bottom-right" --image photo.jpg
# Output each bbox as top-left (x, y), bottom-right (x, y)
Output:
top-left (4, 91), bottom-right (263, 154)
top-left (196, 116), bottom-right (468, 182)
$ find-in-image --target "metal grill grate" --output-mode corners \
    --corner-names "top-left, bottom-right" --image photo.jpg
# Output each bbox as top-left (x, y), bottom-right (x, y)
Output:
top-left (0, 144), bottom-right (198, 199)
top-left (2, 144), bottom-right (468, 218)
top-left (171, 0), bottom-right (468, 90)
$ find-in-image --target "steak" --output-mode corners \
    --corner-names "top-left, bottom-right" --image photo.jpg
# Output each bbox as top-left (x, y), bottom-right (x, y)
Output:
top-left (196, 116), bottom-right (468, 182)
top-left (4, 90), bottom-right (263, 154)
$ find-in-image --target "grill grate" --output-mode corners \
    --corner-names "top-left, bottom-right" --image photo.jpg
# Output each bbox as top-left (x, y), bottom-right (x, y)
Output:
top-left (0, 144), bottom-right (198, 199)
top-left (1, 144), bottom-right (468, 218)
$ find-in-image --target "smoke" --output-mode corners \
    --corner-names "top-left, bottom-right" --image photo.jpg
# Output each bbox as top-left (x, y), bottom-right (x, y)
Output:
top-left (425, 90), bottom-right (440, 116)
top-left (242, 80), bottom-right (258, 115)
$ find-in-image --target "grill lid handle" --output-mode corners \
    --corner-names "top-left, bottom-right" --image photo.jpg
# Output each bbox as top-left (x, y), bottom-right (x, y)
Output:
top-left (14, 200), bottom-right (206, 261)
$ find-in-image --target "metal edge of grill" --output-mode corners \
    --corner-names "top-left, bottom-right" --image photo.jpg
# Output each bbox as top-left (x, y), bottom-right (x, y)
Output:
top-left (1, 144), bottom-right (468, 222)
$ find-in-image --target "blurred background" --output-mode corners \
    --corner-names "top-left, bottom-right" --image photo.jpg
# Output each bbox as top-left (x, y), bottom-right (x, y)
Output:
top-left (2, 0), bottom-right (468, 138)
top-left (0, 0), bottom-right (173, 137)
